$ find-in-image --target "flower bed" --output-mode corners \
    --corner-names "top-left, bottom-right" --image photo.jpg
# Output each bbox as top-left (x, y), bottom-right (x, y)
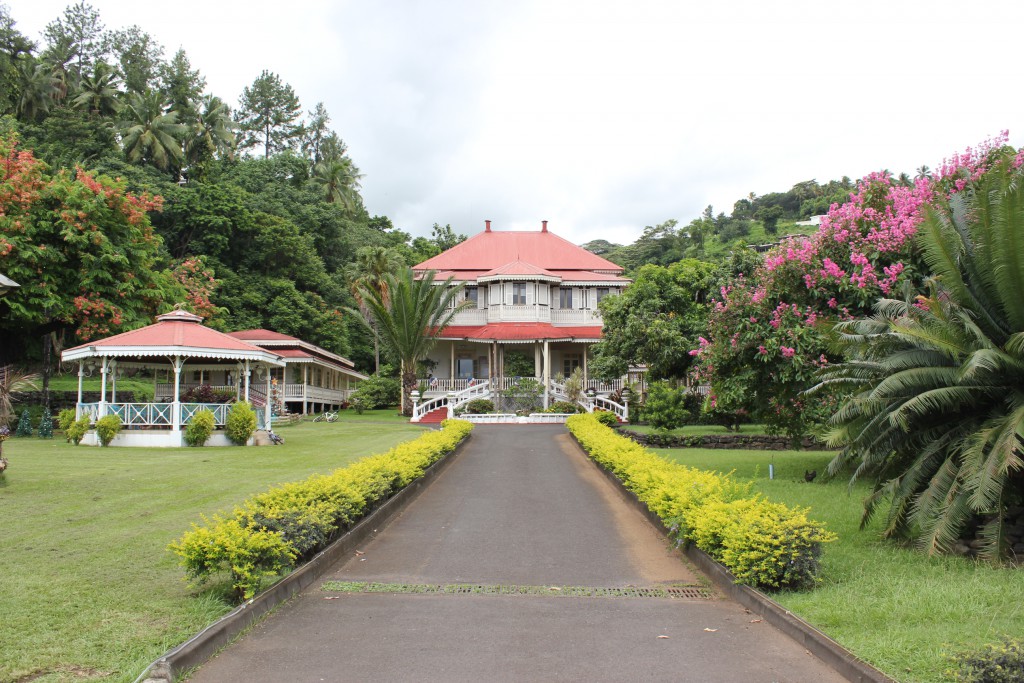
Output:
top-left (170, 419), bottom-right (473, 600)
top-left (567, 414), bottom-right (834, 589)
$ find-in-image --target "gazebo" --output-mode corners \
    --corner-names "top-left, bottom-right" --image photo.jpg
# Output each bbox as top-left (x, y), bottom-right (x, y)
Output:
top-left (61, 309), bottom-right (285, 447)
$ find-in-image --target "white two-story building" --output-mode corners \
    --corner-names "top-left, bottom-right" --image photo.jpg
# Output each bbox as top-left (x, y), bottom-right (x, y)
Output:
top-left (413, 220), bottom-right (629, 393)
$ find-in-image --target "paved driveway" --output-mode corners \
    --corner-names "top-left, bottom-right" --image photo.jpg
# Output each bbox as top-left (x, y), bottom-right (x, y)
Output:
top-left (186, 425), bottom-right (846, 683)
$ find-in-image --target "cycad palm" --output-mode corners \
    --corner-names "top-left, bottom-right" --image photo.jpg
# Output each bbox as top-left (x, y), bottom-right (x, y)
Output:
top-left (119, 90), bottom-right (186, 172)
top-left (354, 267), bottom-right (469, 415)
top-left (815, 148), bottom-right (1024, 560)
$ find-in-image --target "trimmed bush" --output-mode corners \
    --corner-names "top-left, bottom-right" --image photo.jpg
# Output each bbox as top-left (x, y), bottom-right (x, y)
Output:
top-left (593, 410), bottom-right (618, 427)
top-left (66, 416), bottom-right (91, 445)
top-left (15, 409), bottom-right (32, 437)
top-left (463, 398), bottom-right (494, 414)
top-left (185, 409), bottom-right (216, 447)
top-left (170, 419), bottom-right (473, 601)
top-left (549, 401), bottom-right (582, 414)
top-left (57, 408), bottom-right (77, 432)
top-left (951, 636), bottom-right (1024, 682)
top-left (37, 407), bottom-right (54, 438)
top-left (351, 374), bottom-right (401, 410)
top-left (95, 414), bottom-right (122, 446)
top-left (225, 401), bottom-right (257, 445)
top-left (566, 413), bottom-right (834, 589)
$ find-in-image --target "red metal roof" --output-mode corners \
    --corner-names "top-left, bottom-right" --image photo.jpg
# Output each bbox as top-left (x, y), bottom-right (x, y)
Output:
top-left (228, 329), bottom-right (298, 342)
top-left (437, 323), bottom-right (604, 342)
top-left (414, 227), bottom-right (624, 275)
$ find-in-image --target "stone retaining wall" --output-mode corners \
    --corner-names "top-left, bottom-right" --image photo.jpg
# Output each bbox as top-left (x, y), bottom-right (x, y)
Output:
top-left (616, 428), bottom-right (829, 451)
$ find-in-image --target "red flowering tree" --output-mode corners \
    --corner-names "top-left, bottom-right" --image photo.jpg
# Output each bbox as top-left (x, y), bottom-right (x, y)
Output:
top-left (691, 133), bottom-right (1010, 439)
top-left (0, 134), bottom-right (178, 351)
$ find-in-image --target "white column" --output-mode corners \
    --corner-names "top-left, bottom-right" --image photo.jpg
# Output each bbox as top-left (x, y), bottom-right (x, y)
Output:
top-left (534, 343), bottom-right (542, 379)
top-left (110, 360), bottom-right (117, 404)
top-left (171, 356), bottom-right (183, 434)
top-left (450, 342), bottom-right (456, 381)
top-left (302, 364), bottom-right (308, 415)
top-left (98, 357), bottom-right (109, 418)
top-left (265, 367), bottom-right (272, 430)
top-left (244, 360), bottom-right (251, 402)
top-left (543, 340), bottom-right (550, 409)
top-left (76, 361), bottom-right (84, 418)
top-left (583, 346), bottom-right (589, 388)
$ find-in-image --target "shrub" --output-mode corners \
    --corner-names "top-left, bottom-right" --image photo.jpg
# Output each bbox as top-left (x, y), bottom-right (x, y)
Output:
top-left (95, 414), bottom-right (123, 446)
top-left (549, 400), bottom-right (582, 414)
top-left (57, 408), bottom-right (77, 432)
top-left (566, 413), bottom-right (835, 589)
top-left (182, 384), bottom-right (236, 403)
top-left (37, 407), bottom-right (53, 438)
top-left (351, 374), bottom-right (401, 410)
top-left (225, 401), bottom-right (257, 445)
top-left (185, 409), bottom-right (216, 447)
top-left (950, 637), bottom-right (1024, 683)
top-left (171, 419), bottom-right (473, 601)
top-left (593, 410), bottom-right (618, 427)
top-left (643, 381), bottom-right (689, 431)
top-left (463, 398), bottom-right (494, 414)
top-left (66, 416), bottom-right (91, 445)
top-left (15, 409), bottom-right (32, 437)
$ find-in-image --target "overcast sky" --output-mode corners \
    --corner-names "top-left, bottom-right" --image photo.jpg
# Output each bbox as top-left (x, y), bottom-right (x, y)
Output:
top-left (11, 0), bottom-right (1024, 245)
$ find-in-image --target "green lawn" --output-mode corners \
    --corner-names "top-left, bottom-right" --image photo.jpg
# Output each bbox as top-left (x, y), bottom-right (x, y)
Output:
top-left (0, 419), bottom-right (428, 683)
top-left (661, 447), bottom-right (1024, 683)
top-left (46, 374), bottom-right (157, 401)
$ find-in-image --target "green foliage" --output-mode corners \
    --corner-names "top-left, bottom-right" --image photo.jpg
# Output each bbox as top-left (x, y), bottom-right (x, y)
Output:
top-left (57, 408), bottom-right (77, 432)
top-left (15, 408), bottom-right (32, 436)
top-left (463, 399), bottom-right (494, 414)
top-left (567, 414), bottom-right (835, 589)
top-left (37, 407), bottom-right (53, 438)
top-left (815, 148), bottom-right (1024, 559)
top-left (225, 401), bottom-right (257, 445)
top-left (591, 260), bottom-right (718, 380)
top-left (184, 409), bottom-right (215, 447)
top-left (95, 414), bottom-right (122, 446)
top-left (549, 400), bottom-right (583, 414)
top-left (181, 384), bottom-right (234, 404)
top-left (170, 419), bottom-right (473, 601)
top-left (643, 381), bottom-right (689, 431)
top-left (950, 637), bottom-right (1024, 683)
top-left (593, 410), bottom-right (618, 427)
top-left (237, 70), bottom-right (303, 158)
top-left (351, 374), bottom-right (400, 410)
top-left (66, 416), bottom-right (91, 445)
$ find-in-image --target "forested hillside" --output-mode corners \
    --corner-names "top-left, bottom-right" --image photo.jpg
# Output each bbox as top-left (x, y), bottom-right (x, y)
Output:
top-left (0, 2), bottom-right (463, 370)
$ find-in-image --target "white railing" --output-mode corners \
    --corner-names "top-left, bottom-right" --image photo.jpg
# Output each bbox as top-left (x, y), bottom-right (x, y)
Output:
top-left (77, 402), bottom-right (100, 422)
top-left (488, 304), bottom-right (549, 323)
top-left (551, 309), bottom-right (602, 324)
top-left (585, 379), bottom-right (623, 393)
top-left (586, 395), bottom-right (629, 423)
top-left (109, 402), bottom-right (173, 427)
top-left (448, 308), bottom-right (489, 325)
top-left (181, 403), bottom-right (231, 426)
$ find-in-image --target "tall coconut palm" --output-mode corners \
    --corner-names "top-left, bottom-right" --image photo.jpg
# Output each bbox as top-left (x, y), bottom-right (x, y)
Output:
top-left (119, 90), bottom-right (186, 173)
top-left (313, 153), bottom-right (363, 210)
top-left (354, 267), bottom-right (469, 416)
top-left (345, 246), bottom-right (405, 373)
top-left (17, 61), bottom-right (60, 121)
top-left (814, 148), bottom-right (1024, 560)
top-left (185, 94), bottom-right (236, 166)
top-left (72, 60), bottom-right (122, 117)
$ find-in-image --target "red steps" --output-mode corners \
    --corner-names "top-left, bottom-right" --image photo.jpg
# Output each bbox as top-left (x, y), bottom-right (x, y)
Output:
top-left (418, 407), bottom-right (448, 423)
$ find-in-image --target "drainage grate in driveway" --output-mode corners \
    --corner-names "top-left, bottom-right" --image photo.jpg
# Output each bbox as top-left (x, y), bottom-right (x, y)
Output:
top-left (320, 581), bottom-right (716, 600)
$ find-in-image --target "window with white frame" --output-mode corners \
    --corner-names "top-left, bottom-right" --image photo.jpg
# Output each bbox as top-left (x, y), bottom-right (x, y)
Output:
top-left (559, 287), bottom-right (573, 308)
top-left (596, 287), bottom-right (610, 304)
top-left (512, 282), bottom-right (527, 305)
top-left (466, 286), bottom-right (478, 305)
top-left (563, 353), bottom-right (582, 376)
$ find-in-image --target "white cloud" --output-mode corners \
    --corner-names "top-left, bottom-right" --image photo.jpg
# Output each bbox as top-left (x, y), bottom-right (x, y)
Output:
top-left (12, 0), bottom-right (1024, 246)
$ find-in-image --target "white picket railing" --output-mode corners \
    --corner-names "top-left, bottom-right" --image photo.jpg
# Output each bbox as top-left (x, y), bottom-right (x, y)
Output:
top-left (77, 401), bottom-right (232, 427)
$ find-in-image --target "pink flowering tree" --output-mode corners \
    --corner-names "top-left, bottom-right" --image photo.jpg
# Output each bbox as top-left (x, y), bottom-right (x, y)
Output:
top-left (691, 133), bottom-right (1011, 440)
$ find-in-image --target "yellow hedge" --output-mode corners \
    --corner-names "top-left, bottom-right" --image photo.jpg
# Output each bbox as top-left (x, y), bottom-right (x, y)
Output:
top-left (567, 414), bottom-right (835, 589)
top-left (170, 419), bottom-right (472, 600)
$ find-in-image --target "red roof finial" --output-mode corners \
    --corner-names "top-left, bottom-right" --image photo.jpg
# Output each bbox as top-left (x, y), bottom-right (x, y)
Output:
top-left (485, 219), bottom-right (492, 233)
top-left (542, 220), bottom-right (548, 233)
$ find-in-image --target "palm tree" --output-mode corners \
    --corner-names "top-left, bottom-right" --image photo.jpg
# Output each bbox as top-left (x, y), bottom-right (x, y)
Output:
top-left (354, 267), bottom-right (470, 416)
top-left (915, 165), bottom-right (932, 181)
top-left (345, 246), bottom-right (404, 373)
top-left (72, 60), bottom-right (121, 117)
top-left (313, 153), bottom-right (363, 210)
top-left (17, 61), bottom-right (60, 122)
top-left (813, 148), bottom-right (1024, 560)
top-left (119, 90), bottom-right (186, 173)
top-left (185, 94), bottom-right (236, 166)
top-left (0, 366), bottom-right (39, 428)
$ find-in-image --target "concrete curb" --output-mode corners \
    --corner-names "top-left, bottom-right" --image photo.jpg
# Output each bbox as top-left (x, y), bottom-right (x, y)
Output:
top-left (138, 433), bottom-right (473, 683)
top-left (568, 432), bottom-right (894, 683)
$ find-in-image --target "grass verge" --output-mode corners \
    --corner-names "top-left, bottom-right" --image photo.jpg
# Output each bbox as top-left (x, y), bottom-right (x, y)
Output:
top-left (661, 447), bottom-right (1024, 682)
top-left (0, 419), bottom-right (427, 683)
